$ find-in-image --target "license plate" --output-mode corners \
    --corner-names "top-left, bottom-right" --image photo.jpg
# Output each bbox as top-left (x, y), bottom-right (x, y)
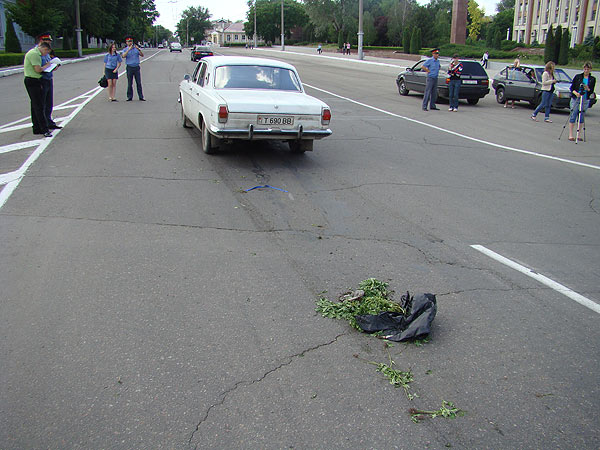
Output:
top-left (462, 80), bottom-right (477, 84)
top-left (257, 115), bottom-right (294, 126)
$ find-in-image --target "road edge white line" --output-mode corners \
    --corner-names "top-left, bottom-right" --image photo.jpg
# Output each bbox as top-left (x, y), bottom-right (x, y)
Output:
top-left (471, 244), bottom-right (600, 315)
top-left (303, 84), bottom-right (600, 172)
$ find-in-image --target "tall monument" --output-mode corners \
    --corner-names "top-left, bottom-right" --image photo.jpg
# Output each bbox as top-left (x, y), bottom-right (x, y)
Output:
top-left (450, 0), bottom-right (468, 44)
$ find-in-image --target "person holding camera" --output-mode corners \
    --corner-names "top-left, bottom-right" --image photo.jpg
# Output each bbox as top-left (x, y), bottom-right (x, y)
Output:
top-left (568, 62), bottom-right (596, 141)
top-left (121, 36), bottom-right (145, 101)
top-left (531, 61), bottom-right (557, 122)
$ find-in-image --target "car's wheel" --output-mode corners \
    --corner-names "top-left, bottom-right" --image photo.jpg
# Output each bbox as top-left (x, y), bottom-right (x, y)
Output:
top-left (181, 96), bottom-right (192, 128)
top-left (201, 121), bottom-right (218, 154)
top-left (467, 98), bottom-right (479, 105)
top-left (496, 87), bottom-right (506, 104)
top-left (289, 140), bottom-right (313, 153)
top-left (397, 79), bottom-right (409, 96)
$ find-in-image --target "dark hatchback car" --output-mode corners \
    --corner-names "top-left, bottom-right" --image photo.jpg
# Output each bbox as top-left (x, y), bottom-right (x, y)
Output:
top-left (396, 59), bottom-right (490, 104)
top-left (492, 64), bottom-right (596, 109)
top-left (191, 45), bottom-right (214, 62)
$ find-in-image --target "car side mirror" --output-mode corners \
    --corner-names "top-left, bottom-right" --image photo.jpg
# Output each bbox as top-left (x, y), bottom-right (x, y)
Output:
top-left (407, 67), bottom-right (412, 71)
top-left (184, 74), bottom-right (191, 81)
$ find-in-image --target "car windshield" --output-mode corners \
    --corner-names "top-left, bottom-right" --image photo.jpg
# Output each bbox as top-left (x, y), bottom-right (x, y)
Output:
top-left (214, 65), bottom-right (302, 91)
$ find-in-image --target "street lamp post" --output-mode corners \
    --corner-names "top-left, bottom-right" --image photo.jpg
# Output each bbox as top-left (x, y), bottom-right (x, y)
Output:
top-left (75, 0), bottom-right (83, 57)
top-left (254, 0), bottom-right (257, 48)
top-left (358, 0), bottom-right (364, 60)
top-left (281, 0), bottom-right (285, 51)
top-left (506, 27), bottom-right (510, 40)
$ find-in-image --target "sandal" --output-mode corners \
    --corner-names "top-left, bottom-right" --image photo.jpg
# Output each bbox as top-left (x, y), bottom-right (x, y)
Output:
top-left (531, 115), bottom-right (538, 121)
top-left (544, 119), bottom-right (552, 123)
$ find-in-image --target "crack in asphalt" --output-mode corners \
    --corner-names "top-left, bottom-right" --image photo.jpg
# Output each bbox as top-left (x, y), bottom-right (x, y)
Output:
top-left (306, 182), bottom-right (531, 195)
top-left (590, 187), bottom-right (599, 215)
top-left (187, 333), bottom-right (347, 448)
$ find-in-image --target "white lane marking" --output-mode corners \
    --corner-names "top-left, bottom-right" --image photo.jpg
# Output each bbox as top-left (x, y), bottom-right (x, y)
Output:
top-left (256, 47), bottom-right (405, 68)
top-left (0, 140), bottom-right (43, 155)
top-left (303, 84), bottom-right (600, 172)
top-left (471, 244), bottom-right (600, 315)
top-left (0, 52), bottom-right (160, 209)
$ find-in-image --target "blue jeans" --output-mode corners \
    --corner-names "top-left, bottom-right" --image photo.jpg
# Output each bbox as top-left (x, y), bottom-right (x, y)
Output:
top-left (126, 65), bottom-right (144, 100)
top-left (448, 79), bottom-right (461, 109)
top-left (569, 97), bottom-right (589, 123)
top-left (422, 77), bottom-right (438, 109)
top-left (532, 90), bottom-right (554, 119)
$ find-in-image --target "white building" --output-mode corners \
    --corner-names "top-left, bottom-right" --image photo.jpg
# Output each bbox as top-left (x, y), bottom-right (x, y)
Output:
top-left (209, 20), bottom-right (251, 46)
top-left (513, 0), bottom-right (599, 45)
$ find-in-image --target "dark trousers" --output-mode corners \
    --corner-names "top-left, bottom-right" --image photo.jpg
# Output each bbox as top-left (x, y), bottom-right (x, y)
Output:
top-left (448, 79), bottom-right (461, 109)
top-left (41, 78), bottom-right (55, 126)
top-left (422, 77), bottom-right (438, 109)
top-left (24, 77), bottom-right (48, 134)
top-left (126, 65), bottom-right (144, 100)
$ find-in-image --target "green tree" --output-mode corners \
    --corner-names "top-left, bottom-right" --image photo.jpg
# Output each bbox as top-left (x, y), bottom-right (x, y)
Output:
top-left (493, 29), bottom-right (502, 49)
top-left (176, 6), bottom-right (211, 45)
top-left (403, 27), bottom-right (410, 53)
top-left (245, 0), bottom-right (308, 44)
top-left (4, 18), bottom-right (22, 53)
top-left (544, 24), bottom-right (555, 62)
top-left (5, 0), bottom-right (67, 39)
top-left (496, 0), bottom-right (515, 12)
top-left (467, 0), bottom-right (484, 41)
top-left (593, 36), bottom-right (600, 60)
top-left (302, 0), bottom-right (347, 41)
top-left (559, 29), bottom-right (569, 65)
top-left (363, 11), bottom-right (377, 46)
top-left (409, 26), bottom-right (421, 54)
top-left (554, 25), bottom-right (562, 62)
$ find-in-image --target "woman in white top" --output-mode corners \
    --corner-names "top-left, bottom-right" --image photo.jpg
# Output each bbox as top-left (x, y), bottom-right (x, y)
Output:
top-left (531, 61), bottom-right (557, 122)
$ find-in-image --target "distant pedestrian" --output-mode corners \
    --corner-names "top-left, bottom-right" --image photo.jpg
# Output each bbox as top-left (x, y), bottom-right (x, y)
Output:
top-left (121, 36), bottom-right (145, 101)
top-left (317, 44), bottom-right (322, 54)
top-left (481, 50), bottom-right (489, 68)
top-left (531, 61), bottom-right (557, 122)
top-left (23, 42), bottom-right (53, 137)
top-left (568, 61), bottom-right (596, 141)
top-left (346, 42), bottom-right (351, 55)
top-left (104, 43), bottom-right (122, 101)
top-left (422, 48), bottom-right (441, 111)
top-left (504, 58), bottom-right (521, 108)
top-left (36, 33), bottom-right (61, 130)
top-left (447, 54), bottom-right (463, 112)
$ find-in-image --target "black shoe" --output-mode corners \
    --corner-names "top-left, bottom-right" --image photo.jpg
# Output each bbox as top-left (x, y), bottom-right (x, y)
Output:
top-left (49, 124), bottom-right (62, 129)
top-left (126, 98), bottom-right (132, 101)
top-left (430, 107), bottom-right (440, 110)
top-left (139, 98), bottom-right (146, 101)
top-left (43, 132), bottom-right (52, 137)
top-left (422, 108), bottom-right (428, 111)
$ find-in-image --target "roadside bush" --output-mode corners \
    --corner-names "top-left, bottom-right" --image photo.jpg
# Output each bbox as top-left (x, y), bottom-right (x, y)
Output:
top-left (0, 53), bottom-right (25, 67)
top-left (439, 43), bottom-right (517, 59)
top-left (501, 40), bottom-right (519, 51)
top-left (4, 19), bottom-right (21, 53)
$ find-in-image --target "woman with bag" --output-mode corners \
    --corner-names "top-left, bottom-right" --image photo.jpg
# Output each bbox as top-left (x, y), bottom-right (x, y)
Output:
top-left (531, 61), bottom-right (557, 122)
top-left (103, 43), bottom-right (122, 101)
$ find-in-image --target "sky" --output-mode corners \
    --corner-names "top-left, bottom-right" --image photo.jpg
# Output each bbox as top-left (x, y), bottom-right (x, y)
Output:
top-left (154, 0), bottom-right (249, 32)
top-left (154, 0), bottom-right (500, 33)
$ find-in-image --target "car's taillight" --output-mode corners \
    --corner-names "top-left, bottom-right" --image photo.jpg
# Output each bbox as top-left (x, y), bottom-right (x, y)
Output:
top-left (445, 77), bottom-right (450, 84)
top-left (218, 105), bottom-right (228, 123)
top-left (321, 108), bottom-right (331, 125)
top-left (209, 52), bottom-right (213, 56)
top-left (481, 79), bottom-right (489, 85)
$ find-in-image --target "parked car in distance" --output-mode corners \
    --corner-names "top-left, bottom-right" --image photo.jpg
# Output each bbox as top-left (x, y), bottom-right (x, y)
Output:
top-left (179, 56), bottom-right (332, 154)
top-left (170, 42), bottom-right (182, 52)
top-left (492, 64), bottom-right (596, 109)
top-left (191, 45), bottom-right (214, 61)
top-left (157, 43), bottom-right (164, 48)
top-left (396, 59), bottom-right (490, 104)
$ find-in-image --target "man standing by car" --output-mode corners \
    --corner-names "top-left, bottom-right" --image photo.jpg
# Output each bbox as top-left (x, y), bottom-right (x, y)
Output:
top-left (121, 36), bottom-right (145, 101)
top-left (448, 54), bottom-right (463, 112)
top-left (37, 33), bottom-right (61, 130)
top-left (422, 48), bottom-right (441, 111)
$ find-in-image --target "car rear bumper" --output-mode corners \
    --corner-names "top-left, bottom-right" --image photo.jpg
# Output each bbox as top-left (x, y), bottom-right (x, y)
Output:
top-left (438, 86), bottom-right (489, 99)
top-left (211, 124), bottom-right (332, 140)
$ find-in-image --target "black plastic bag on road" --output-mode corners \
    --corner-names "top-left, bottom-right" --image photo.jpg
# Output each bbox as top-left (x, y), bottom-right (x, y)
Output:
top-left (355, 293), bottom-right (437, 342)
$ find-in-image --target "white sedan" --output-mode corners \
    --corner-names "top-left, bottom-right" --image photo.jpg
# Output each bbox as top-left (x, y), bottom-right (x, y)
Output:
top-left (179, 56), bottom-right (332, 154)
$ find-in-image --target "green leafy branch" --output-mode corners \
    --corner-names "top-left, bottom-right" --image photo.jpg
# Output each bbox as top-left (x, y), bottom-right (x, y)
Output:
top-left (409, 401), bottom-right (465, 423)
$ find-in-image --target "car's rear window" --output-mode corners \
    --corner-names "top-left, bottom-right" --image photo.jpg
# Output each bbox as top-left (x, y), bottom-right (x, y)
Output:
top-left (214, 65), bottom-right (302, 91)
top-left (195, 46), bottom-right (210, 52)
top-left (460, 61), bottom-right (488, 76)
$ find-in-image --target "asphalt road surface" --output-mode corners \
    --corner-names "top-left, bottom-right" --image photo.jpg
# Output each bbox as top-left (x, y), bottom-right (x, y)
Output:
top-left (1, 47), bottom-right (598, 449)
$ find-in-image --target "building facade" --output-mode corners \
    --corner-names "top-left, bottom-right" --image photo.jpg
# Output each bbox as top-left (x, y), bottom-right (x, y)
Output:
top-left (209, 20), bottom-right (251, 46)
top-left (513, 0), bottom-right (599, 45)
